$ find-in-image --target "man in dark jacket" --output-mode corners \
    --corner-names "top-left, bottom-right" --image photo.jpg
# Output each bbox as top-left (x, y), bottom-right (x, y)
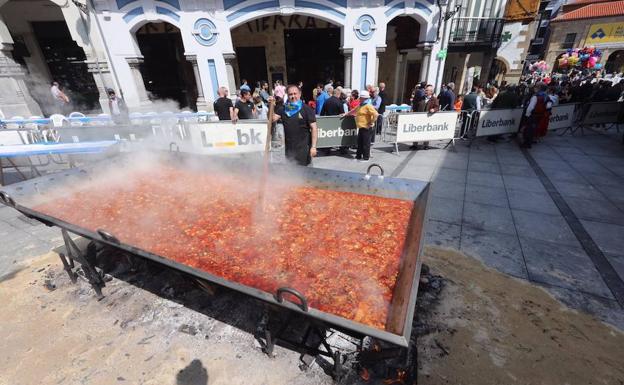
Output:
top-left (438, 82), bottom-right (456, 111)
top-left (321, 88), bottom-right (344, 116)
top-left (461, 84), bottom-right (482, 137)
top-left (410, 84), bottom-right (440, 150)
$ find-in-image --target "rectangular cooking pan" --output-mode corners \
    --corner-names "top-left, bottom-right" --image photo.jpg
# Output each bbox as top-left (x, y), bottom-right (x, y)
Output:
top-left (0, 153), bottom-right (430, 347)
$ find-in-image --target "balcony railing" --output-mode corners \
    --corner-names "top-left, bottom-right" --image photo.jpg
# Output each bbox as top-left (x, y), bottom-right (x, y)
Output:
top-left (449, 17), bottom-right (505, 46)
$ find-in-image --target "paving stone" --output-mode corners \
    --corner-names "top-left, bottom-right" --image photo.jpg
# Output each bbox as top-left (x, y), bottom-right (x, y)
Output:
top-left (499, 163), bottom-right (537, 178)
top-left (467, 152), bottom-right (498, 164)
top-left (564, 196), bottom-right (624, 226)
top-left (468, 160), bottom-right (500, 173)
top-left (436, 156), bottom-right (468, 170)
top-left (464, 184), bottom-right (508, 208)
top-left (462, 201), bottom-right (515, 235)
top-left (502, 175), bottom-right (547, 193)
top-left (512, 210), bottom-right (580, 247)
top-left (497, 154), bottom-right (530, 166)
top-left (551, 180), bottom-right (608, 201)
top-left (605, 253), bottom-right (624, 283)
top-left (467, 171), bottom-right (505, 188)
top-left (432, 167), bottom-right (466, 184)
top-left (460, 226), bottom-right (528, 279)
top-left (583, 172), bottom-right (624, 188)
top-left (540, 167), bottom-right (584, 183)
top-left (581, 220), bottom-right (624, 255)
top-left (429, 180), bottom-right (465, 201)
top-left (519, 237), bottom-right (613, 299)
top-left (428, 197), bottom-right (463, 224)
top-left (424, 219), bottom-right (461, 249)
top-left (506, 189), bottom-right (560, 215)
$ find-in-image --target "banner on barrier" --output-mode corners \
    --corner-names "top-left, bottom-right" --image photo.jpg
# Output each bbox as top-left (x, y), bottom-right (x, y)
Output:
top-left (476, 108), bottom-right (523, 137)
top-left (548, 104), bottom-right (577, 130)
top-left (582, 102), bottom-right (623, 125)
top-left (188, 121), bottom-right (268, 154)
top-left (395, 111), bottom-right (458, 142)
top-left (316, 115), bottom-right (358, 148)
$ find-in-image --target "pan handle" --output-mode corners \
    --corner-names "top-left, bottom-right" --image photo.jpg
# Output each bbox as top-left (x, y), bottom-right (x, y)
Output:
top-left (169, 142), bottom-right (180, 153)
top-left (97, 229), bottom-right (120, 245)
top-left (364, 163), bottom-right (384, 180)
top-left (0, 191), bottom-right (15, 207)
top-left (275, 287), bottom-right (308, 312)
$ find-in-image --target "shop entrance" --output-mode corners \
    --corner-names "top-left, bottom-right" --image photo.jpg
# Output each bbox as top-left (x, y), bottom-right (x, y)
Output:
top-left (230, 15), bottom-right (343, 101)
top-left (284, 27), bottom-right (342, 100)
top-left (135, 22), bottom-right (197, 110)
top-left (236, 46), bottom-right (268, 92)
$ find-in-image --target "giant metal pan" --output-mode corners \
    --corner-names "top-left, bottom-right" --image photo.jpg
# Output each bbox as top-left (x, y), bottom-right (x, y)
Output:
top-left (0, 153), bottom-right (430, 348)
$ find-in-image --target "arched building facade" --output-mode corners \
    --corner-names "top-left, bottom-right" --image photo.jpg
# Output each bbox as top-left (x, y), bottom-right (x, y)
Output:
top-left (0, 0), bottom-right (454, 114)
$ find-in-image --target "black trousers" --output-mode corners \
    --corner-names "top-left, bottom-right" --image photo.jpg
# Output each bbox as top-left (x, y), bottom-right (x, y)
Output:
top-left (523, 116), bottom-right (537, 147)
top-left (356, 128), bottom-right (371, 160)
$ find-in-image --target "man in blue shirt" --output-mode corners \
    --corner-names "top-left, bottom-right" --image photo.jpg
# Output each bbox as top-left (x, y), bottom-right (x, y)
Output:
top-left (240, 79), bottom-right (251, 92)
top-left (315, 85), bottom-right (333, 115)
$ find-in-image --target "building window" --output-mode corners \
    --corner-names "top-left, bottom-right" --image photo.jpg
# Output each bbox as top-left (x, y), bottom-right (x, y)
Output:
top-left (561, 33), bottom-right (576, 49)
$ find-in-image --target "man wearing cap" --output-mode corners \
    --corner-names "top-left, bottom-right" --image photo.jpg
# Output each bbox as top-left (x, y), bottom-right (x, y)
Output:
top-left (346, 90), bottom-right (378, 162)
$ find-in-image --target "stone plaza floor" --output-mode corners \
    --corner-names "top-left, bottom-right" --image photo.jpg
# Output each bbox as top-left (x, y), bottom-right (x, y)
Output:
top-left (1, 127), bottom-right (624, 331)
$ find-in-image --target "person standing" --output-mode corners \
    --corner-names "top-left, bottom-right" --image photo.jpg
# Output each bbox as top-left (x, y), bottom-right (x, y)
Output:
top-left (233, 89), bottom-right (256, 122)
top-left (321, 88), bottom-right (344, 116)
top-left (346, 90), bottom-right (378, 162)
top-left (273, 80), bottom-right (286, 100)
top-left (50, 81), bottom-right (70, 115)
top-left (272, 85), bottom-right (318, 166)
top-left (411, 84), bottom-right (439, 150)
top-left (315, 85), bottom-right (332, 115)
top-left (438, 82), bottom-right (456, 111)
top-left (461, 84), bottom-right (482, 137)
top-left (522, 82), bottom-right (551, 148)
top-left (107, 89), bottom-right (128, 124)
top-left (213, 86), bottom-right (234, 121)
top-left (259, 81), bottom-right (271, 104)
top-left (378, 82), bottom-right (388, 115)
top-left (239, 79), bottom-right (251, 92)
top-left (348, 90), bottom-right (360, 110)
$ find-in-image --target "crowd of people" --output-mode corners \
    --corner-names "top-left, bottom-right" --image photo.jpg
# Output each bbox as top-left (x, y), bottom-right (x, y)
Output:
top-left (211, 70), bottom-right (624, 166)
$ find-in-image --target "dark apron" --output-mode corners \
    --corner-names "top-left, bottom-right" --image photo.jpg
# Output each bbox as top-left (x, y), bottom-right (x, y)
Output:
top-left (282, 111), bottom-right (311, 166)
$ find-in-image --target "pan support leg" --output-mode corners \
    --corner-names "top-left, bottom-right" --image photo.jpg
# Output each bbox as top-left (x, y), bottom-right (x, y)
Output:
top-left (60, 229), bottom-right (106, 299)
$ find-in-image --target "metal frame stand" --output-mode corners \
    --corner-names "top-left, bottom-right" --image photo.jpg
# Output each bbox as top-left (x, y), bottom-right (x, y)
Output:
top-left (255, 305), bottom-right (411, 383)
top-left (256, 306), bottom-right (349, 381)
top-left (60, 229), bottom-right (106, 299)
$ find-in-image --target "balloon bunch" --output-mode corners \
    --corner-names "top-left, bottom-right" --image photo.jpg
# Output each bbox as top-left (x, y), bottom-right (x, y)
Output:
top-left (529, 60), bottom-right (548, 74)
top-left (558, 46), bottom-right (603, 70)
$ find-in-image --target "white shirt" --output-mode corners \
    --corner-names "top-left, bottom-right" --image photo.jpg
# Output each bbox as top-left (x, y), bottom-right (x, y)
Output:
top-left (526, 94), bottom-right (553, 117)
top-left (51, 85), bottom-right (62, 99)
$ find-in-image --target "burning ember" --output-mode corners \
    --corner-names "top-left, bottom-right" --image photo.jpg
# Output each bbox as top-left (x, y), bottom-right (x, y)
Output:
top-left (34, 164), bottom-right (414, 329)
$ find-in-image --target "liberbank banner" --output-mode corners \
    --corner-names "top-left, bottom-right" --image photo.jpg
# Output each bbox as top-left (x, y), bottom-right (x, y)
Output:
top-left (548, 104), bottom-right (577, 131)
top-left (396, 111), bottom-right (458, 142)
top-left (582, 102), bottom-right (623, 125)
top-left (316, 115), bottom-right (358, 148)
top-left (187, 121), bottom-right (268, 154)
top-left (476, 108), bottom-right (523, 137)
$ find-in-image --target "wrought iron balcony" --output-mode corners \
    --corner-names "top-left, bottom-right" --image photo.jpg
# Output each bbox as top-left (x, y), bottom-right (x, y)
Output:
top-left (448, 17), bottom-right (505, 48)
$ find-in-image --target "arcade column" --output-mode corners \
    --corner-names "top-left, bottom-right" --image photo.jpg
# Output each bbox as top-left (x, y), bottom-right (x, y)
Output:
top-left (185, 54), bottom-right (208, 111)
top-left (124, 56), bottom-right (152, 108)
top-left (85, 59), bottom-right (116, 113)
top-left (342, 48), bottom-right (352, 89)
top-left (223, 52), bottom-right (237, 93)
